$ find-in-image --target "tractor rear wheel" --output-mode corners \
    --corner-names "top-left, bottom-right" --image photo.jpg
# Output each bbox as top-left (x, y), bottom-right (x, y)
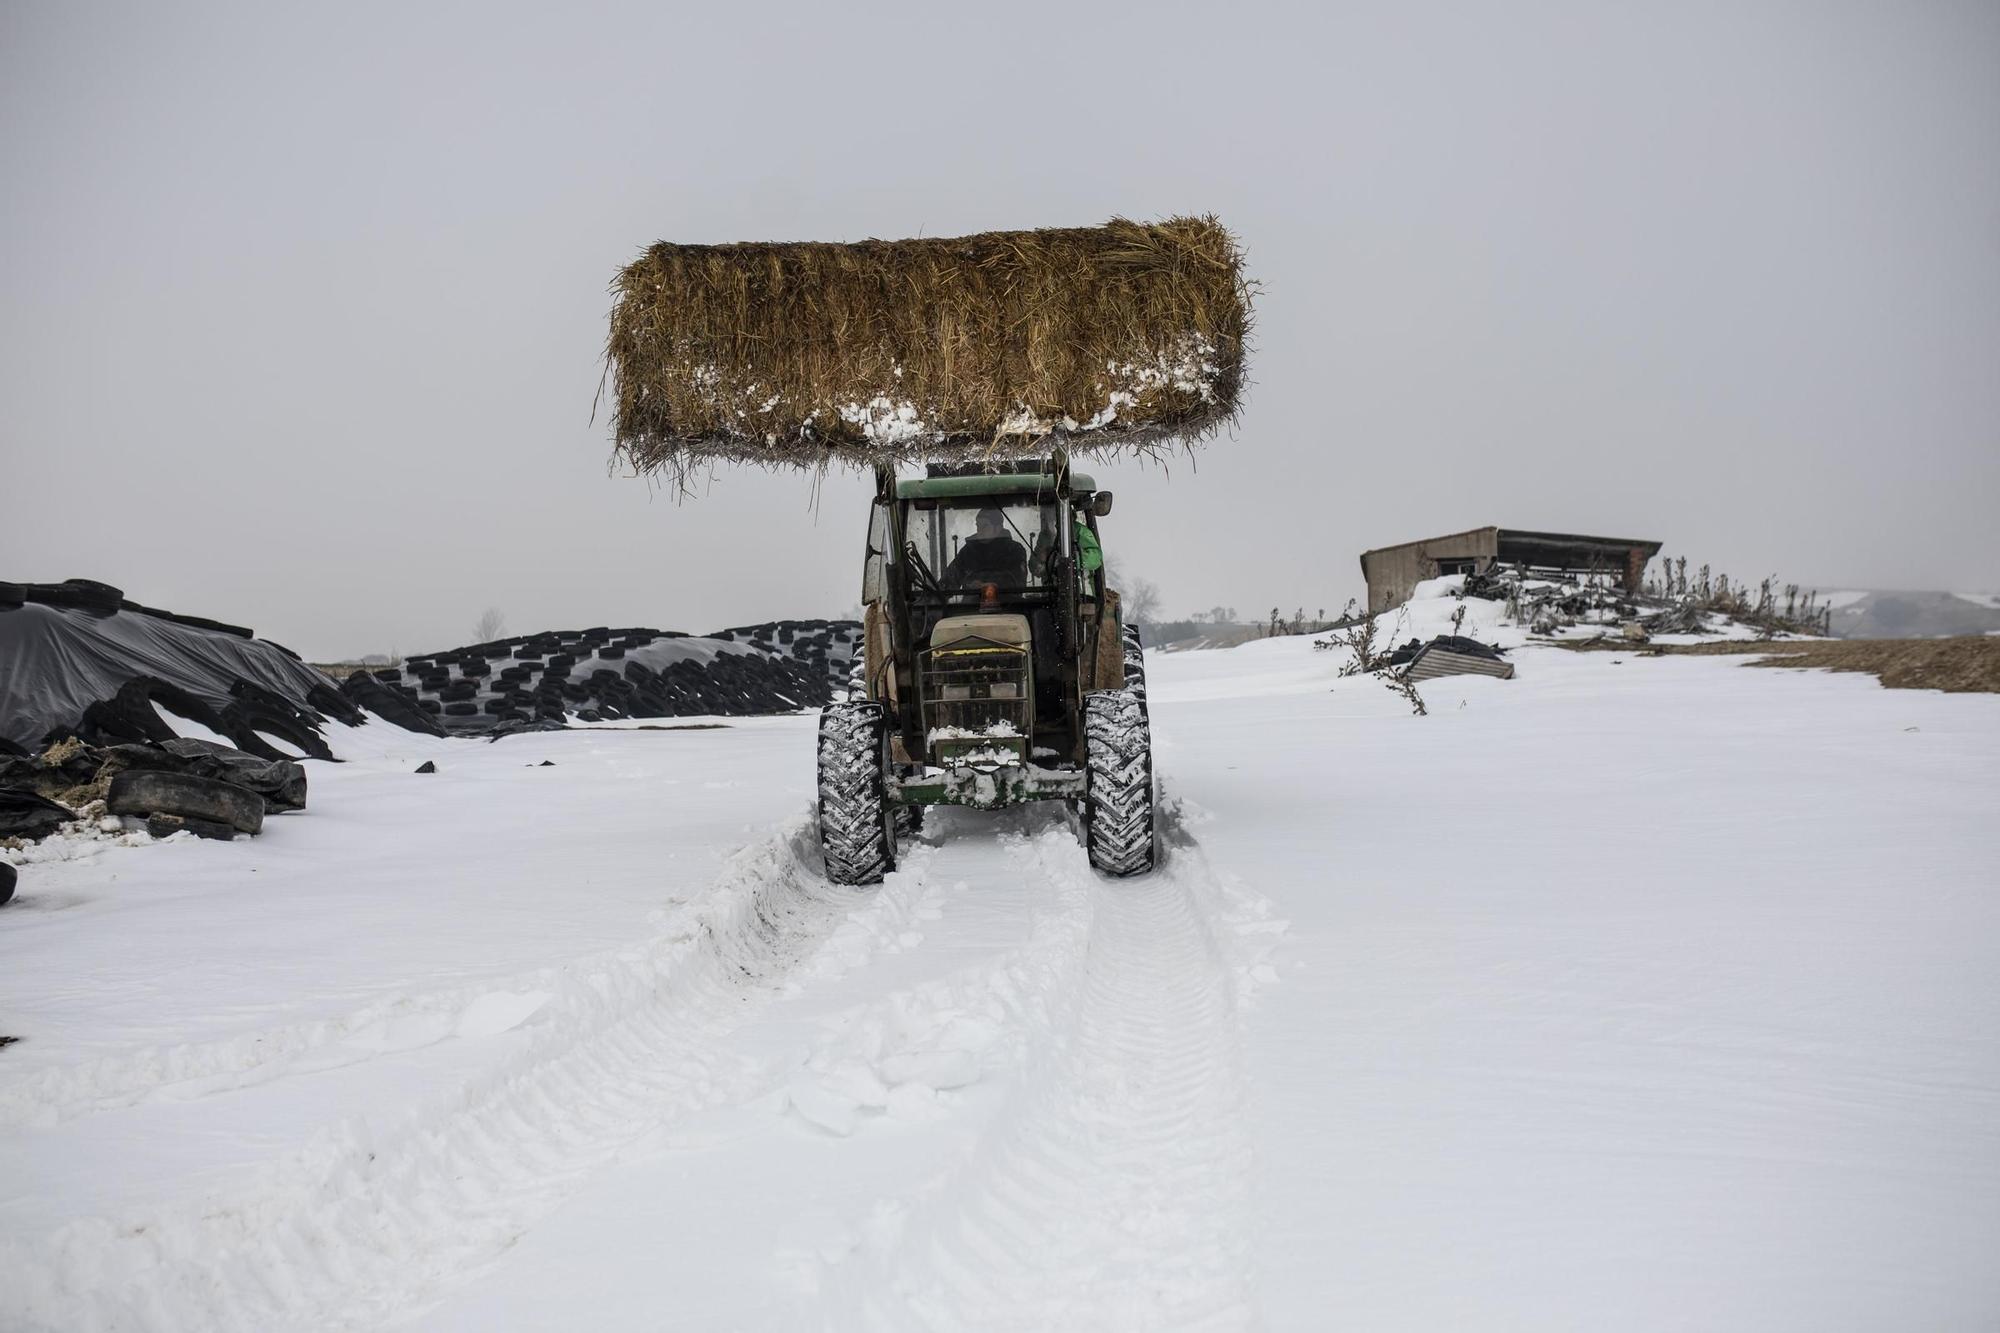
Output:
top-left (817, 700), bottom-right (896, 885)
top-left (1082, 690), bottom-right (1155, 876)
top-left (1121, 625), bottom-right (1147, 702)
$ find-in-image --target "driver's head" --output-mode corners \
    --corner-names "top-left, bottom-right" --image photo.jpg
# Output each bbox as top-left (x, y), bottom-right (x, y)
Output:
top-left (975, 506), bottom-right (1004, 539)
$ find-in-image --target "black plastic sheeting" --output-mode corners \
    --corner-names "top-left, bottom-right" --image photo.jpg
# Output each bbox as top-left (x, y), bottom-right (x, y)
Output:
top-left (0, 593), bottom-right (347, 754)
top-left (1382, 634), bottom-right (1510, 668)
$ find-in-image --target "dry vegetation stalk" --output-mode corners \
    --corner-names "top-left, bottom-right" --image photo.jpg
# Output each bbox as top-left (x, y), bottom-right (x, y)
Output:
top-left (603, 216), bottom-right (1252, 481)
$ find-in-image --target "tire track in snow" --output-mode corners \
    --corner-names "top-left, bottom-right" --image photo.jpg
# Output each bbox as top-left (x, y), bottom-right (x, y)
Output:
top-left (0, 818), bottom-right (943, 1333)
top-left (818, 804), bottom-right (1275, 1331)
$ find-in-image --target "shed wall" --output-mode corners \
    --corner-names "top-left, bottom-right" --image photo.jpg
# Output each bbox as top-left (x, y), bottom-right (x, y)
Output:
top-left (1361, 529), bottom-right (1499, 614)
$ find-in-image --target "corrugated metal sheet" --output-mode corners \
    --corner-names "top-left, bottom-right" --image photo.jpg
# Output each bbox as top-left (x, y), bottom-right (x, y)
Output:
top-left (1404, 646), bottom-right (1516, 683)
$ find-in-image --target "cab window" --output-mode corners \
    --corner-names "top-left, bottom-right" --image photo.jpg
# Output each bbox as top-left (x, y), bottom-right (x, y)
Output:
top-left (861, 501), bottom-right (889, 604)
top-left (904, 500), bottom-right (1059, 591)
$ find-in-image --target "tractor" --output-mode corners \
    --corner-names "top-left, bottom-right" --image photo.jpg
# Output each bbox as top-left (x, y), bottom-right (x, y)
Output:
top-left (816, 454), bottom-right (1153, 884)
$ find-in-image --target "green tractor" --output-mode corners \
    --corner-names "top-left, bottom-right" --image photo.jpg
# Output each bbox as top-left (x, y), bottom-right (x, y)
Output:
top-left (817, 454), bottom-right (1153, 884)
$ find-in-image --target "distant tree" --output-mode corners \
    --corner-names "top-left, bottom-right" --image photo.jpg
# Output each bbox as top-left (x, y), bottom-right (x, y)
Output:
top-left (1124, 578), bottom-right (1162, 628)
top-left (473, 606), bottom-right (508, 643)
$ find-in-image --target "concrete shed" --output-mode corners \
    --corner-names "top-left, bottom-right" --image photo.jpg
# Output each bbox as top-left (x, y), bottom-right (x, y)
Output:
top-left (1360, 527), bottom-right (1663, 614)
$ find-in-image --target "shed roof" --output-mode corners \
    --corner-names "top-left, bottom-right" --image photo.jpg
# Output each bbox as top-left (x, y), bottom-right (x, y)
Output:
top-left (1359, 526), bottom-right (1498, 562)
top-left (1493, 528), bottom-right (1663, 564)
top-left (1359, 526), bottom-right (1661, 572)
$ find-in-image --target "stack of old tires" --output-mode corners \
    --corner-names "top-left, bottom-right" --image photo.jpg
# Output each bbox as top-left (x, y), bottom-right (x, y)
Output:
top-left (103, 740), bottom-right (306, 840)
top-left (709, 620), bottom-right (861, 695)
top-left (1, 738), bottom-right (306, 842)
top-left (0, 736), bottom-right (311, 904)
top-left (349, 621), bottom-right (862, 734)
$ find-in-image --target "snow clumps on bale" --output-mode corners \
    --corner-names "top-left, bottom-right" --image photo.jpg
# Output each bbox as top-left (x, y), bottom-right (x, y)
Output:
top-left (603, 216), bottom-right (1252, 481)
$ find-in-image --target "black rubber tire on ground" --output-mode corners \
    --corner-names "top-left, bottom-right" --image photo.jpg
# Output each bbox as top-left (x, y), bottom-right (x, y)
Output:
top-left (1082, 689), bottom-right (1156, 876)
top-left (0, 860), bottom-right (15, 905)
top-left (894, 801), bottom-right (925, 840)
top-left (107, 770), bottom-right (265, 835)
top-left (817, 700), bottom-right (896, 886)
top-left (1121, 624), bottom-right (1147, 702)
top-left (146, 813), bottom-right (239, 841)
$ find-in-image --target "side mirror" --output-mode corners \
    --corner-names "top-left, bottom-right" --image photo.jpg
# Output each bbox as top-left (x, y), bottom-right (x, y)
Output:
top-left (1091, 492), bottom-right (1114, 517)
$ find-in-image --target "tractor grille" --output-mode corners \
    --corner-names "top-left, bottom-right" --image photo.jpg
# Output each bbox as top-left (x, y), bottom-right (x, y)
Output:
top-left (922, 644), bottom-right (1030, 741)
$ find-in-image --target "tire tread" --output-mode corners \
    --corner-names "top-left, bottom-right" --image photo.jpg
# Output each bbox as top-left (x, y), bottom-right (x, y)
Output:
top-left (1083, 690), bottom-right (1155, 876)
top-left (817, 701), bottom-right (895, 885)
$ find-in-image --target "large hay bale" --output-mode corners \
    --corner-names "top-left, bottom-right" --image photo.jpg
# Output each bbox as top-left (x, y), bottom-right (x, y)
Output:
top-left (605, 216), bottom-right (1251, 479)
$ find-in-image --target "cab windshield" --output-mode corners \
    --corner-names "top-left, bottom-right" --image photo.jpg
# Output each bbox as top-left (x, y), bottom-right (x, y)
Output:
top-left (904, 499), bottom-right (1059, 594)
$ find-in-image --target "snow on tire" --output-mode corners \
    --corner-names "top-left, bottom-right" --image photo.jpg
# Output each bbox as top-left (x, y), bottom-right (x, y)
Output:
top-left (1121, 624), bottom-right (1147, 701)
top-left (817, 700), bottom-right (896, 886)
top-left (1083, 689), bottom-right (1155, 876)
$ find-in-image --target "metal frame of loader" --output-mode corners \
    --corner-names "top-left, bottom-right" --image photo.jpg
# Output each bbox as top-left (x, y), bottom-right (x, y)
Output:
top-left (816, 451), bottom-right (1156, 883)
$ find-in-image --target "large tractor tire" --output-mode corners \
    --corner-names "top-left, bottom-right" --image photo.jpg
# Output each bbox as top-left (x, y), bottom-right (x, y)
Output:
top-left (1082, 689), bottom-right (1156, 876)
top-left (817, 700), bottom-right (896, 886)
top-left (1121, 625), bottom-right (1147, 702)
top-left (107, 771), bottom-right (265, 835)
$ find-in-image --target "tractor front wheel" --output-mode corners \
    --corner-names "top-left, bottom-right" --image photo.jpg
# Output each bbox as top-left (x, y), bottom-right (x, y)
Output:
top-left (1082, 690), bottom-right (1156, 876)
top-left (817, 700), bottom-right (896, 885)
top-left (1121, 625), bottom-right (1147, 702)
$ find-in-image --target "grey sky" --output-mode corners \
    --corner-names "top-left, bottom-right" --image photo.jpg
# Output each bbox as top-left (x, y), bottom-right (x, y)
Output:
top-left (4, 0), bottom-right (1995, 660)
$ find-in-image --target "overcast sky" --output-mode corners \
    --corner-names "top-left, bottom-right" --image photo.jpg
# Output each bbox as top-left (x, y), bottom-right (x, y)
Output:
top-left (3, 1), bottom-right (1995, 660)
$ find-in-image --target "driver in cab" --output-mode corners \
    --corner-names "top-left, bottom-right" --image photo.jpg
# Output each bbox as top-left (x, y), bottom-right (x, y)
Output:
top-left (945, 506), bottom-right (1027, 589)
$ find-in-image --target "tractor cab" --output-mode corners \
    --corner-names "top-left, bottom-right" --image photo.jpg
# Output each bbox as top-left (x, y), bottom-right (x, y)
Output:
top-left (858, 462), bottom-right (1117, 772)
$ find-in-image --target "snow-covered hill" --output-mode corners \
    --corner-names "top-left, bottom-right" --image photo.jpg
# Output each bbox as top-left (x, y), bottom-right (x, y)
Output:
top-left (2, 635), bottom-right (1996, 1330)
top-left (1825, 589), bottom-right (2000, 639)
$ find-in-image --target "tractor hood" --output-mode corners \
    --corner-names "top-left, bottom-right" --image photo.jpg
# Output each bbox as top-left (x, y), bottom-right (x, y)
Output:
top-left (929, 613), bottom-right (1030, 652)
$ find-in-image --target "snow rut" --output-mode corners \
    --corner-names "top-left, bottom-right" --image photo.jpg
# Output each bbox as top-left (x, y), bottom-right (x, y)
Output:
top-left (0, 818), bottom-right (939, 1333)
top-left (824, 810), bottom-right (1266, 1331)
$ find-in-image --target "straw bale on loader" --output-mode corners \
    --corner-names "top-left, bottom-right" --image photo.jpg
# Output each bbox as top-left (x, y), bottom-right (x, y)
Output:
top-left (604, 216), bottom-right (1249, 481)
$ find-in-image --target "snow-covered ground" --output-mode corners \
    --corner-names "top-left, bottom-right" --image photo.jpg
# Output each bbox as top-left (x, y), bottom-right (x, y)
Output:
top-left (3, 623), bottom-right (1998, 1330)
